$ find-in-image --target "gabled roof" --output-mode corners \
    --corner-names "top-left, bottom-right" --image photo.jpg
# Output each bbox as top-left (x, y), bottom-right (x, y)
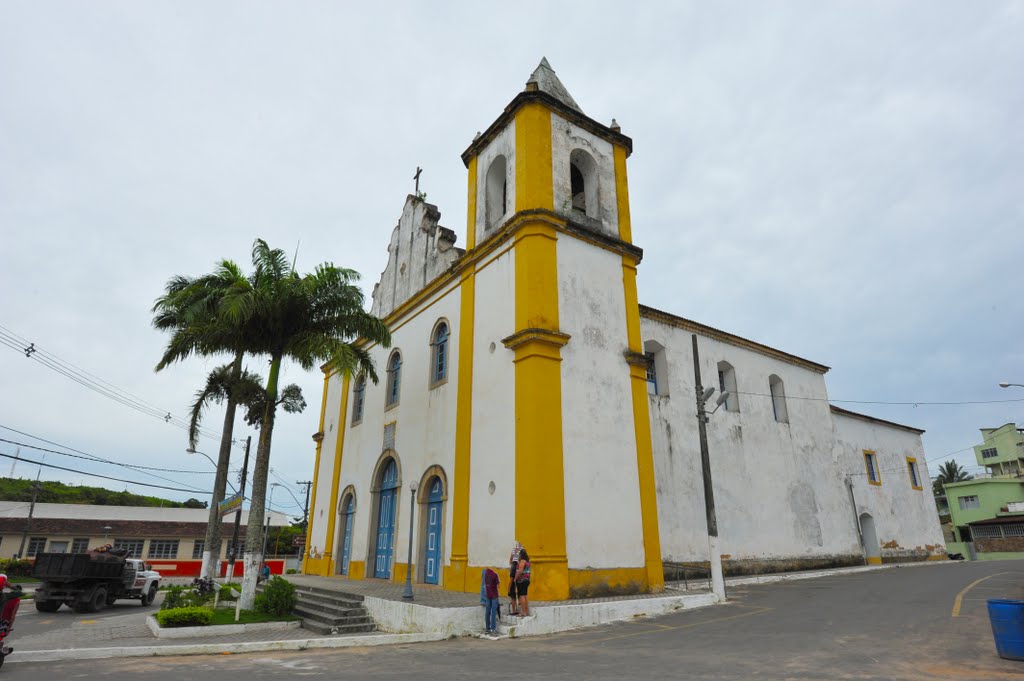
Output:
top-left (527, 58), bottom-right (583, 114)
top-left (829, 405), bottom-right (925, 435)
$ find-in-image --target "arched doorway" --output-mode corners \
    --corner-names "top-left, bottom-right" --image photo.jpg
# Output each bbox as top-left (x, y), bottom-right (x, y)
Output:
top-left (373, 459), bottom-right (399, 578)
top-left (860, 512), bottom-right (881, 565)
top-left (337, 493), bottom-right (355, 576)
top-left (423, 476), bottom-right (444, 584)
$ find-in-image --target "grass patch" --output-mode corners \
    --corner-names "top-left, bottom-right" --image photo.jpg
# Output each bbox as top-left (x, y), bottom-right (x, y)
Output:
top-left (208, 608), bottom-right (298, 626)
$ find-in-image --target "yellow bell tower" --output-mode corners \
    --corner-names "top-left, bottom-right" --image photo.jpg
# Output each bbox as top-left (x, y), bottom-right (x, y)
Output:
top-left (455, 59), bottom-right (663, 600)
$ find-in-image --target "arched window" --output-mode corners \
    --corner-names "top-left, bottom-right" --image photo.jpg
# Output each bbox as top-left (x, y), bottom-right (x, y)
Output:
top-left (644, 340), bottom-right (669, 396)
top-left (717, 361), bottom-right (739, 412)
top-left (430, 321), bottom-right (449, 387)
top-left (485, 155), bottom-right (508, 228)
top-left (386, 351), bottom-right (402, 408)
top-left (569, 148), bottom-right (599, 219)
top-left (352, 374), bottom-right (366, 424)
top-left (769, 374), bottom-right (788, 423)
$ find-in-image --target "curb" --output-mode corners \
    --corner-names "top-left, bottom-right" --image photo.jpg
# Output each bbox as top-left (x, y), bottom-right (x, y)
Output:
top-left (145, 615), bottom-right (302, 639)
top-left (10, 631), bottom-right (449, 664)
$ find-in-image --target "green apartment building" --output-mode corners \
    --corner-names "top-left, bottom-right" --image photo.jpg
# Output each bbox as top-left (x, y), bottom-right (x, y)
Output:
top-left (946, 423), bottom-right (1024, 560)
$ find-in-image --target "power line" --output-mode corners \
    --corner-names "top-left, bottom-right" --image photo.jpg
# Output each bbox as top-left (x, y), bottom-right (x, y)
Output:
top-left (728, 387), bottom-right (1024, 407)
top-left (0, 325), bottom-right (231, 445)
top-left (0, 436), bottom-right (213, 475)
top-left (0, 451), bottom-right (209, 494)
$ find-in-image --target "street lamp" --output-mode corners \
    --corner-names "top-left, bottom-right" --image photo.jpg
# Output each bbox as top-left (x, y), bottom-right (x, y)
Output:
top-left (690, 334), bottom-right (729, 602)
top-left (999, 383), bottom-right (1024, 389)
top-left (186, 448), bottom-right (237, 493)
top-left (402, 481), bottom-right (419, 600)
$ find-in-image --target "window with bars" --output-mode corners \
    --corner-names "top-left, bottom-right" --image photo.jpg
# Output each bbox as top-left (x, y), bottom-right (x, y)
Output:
top-left (645, 352), bottom-right (657, 394)
top-left (972, 525), bottom-right (1003, 539)
top-left (71, 538), bottom-right (90, 553)
top-left (27, 537), bottom-right (46, 556)
top-left (981, 447), bottom-right (998, 459)
top-left (352, 375), bottom-right (366, 425)
top-left (114, 539), bottom-right (144, 558)
top-left (864, 451), bottom-right (881, 485)
top-left (192, 540), bottom-right (205, 559)
top-left (385, 351), bottom-right (402, 409)
top-left (430, 322), bottom-right (450, 387)
top-left (148, 540), bottom-right (179, 559)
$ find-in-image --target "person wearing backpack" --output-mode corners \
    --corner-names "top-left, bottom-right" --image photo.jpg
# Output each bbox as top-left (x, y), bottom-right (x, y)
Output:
top-left (482, 567), bottom-right (501, 638)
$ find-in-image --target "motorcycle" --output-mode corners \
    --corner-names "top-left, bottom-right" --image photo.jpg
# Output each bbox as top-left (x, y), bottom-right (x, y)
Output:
top-left (0, 574), bottom-right (22, 669)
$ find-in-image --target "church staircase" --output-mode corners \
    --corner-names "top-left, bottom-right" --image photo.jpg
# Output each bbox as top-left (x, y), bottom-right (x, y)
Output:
top-left (260, 583), bottom-right (377, 635)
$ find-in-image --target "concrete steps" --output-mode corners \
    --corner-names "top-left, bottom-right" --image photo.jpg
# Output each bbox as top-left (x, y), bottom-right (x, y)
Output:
top-left (259, 583), bottom-right (377, 636)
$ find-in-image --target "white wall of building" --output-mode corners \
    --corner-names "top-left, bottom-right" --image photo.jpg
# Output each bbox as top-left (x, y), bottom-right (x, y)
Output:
top-left (325, 279), bottom-right (461, 575)
top-left (832, 412), bottom-right (945, 558)
top-left (643, 316), bottom-right (865, 565)
top-left (557, 237), bottom-right (644, 569)
top-left (467, 249), bottom-right (517, 567)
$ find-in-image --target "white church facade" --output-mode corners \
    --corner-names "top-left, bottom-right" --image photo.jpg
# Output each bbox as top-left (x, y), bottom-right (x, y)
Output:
top-left (303, 60), bottom-right (945, 600)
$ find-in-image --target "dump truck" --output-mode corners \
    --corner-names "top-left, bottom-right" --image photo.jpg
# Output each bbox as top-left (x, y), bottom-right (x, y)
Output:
top-left (32, 551), bottom-right (161, 613)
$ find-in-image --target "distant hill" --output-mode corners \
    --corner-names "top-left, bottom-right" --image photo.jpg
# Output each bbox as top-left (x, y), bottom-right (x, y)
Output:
top-left (0, 477), bottom-right (207, 508)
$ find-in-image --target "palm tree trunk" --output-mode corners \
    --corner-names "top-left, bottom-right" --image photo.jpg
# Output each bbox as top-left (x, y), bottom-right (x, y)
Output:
top-left (239, 353), bottom-right (281, 610)
top-left (200, 351), bottom-right (244, 580)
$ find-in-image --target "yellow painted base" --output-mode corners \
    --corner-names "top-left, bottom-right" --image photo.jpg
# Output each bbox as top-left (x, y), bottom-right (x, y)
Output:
top-left (304, 556), bottom-right (330, 576)
top-left (867, 556), bottom-right (882, 565)
top-left (392, 563), bottom-right (416, 584)
top-left (444, 558), bottom-right (469, 593)
top-left (926, 554), bottom-right (947, 561)
top-left (568, 566), bottom-right (660, 597)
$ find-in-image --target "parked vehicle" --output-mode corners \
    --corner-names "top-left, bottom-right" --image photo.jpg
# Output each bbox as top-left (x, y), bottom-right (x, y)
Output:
top-left (32, 549), bottom-right (161, 613)
top-left (0, 574), bottom-right (22, 669)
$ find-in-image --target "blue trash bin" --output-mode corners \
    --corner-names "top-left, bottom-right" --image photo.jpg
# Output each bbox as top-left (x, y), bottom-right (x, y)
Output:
top-left (988, 599), bottom-right (1024, 661)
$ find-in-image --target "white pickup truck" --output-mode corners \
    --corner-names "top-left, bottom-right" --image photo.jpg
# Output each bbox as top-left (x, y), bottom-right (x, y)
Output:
top-left (32, 552), bottom-right (161, 613)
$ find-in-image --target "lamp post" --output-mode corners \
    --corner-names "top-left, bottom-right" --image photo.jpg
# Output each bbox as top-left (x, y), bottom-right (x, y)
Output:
top-left (691, 334), bottom-right (730, 602)
top-left (263, 483), bottom-right (279, 571)
top-left (402, 481), bottom-right (419, 600)
top-left (225, 436), bottom-right (251, 581)
top-left (999, 383), bottom-right (1024, 389)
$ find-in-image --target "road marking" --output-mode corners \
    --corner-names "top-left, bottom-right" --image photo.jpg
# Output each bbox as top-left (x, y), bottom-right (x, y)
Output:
top-left (952, 572), bottom-right (1014, 618)
top-left (580, 605), bottom-right (774, 645)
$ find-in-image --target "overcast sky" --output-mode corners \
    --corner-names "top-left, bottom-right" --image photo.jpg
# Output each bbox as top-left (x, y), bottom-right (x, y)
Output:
top-left (1, 2), bottom-right (1022, 515)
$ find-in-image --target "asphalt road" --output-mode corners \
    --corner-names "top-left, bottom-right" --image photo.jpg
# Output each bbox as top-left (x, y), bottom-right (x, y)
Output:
top-left (12, 590), bottom-right (162, 640)
top-left (7, 561), bottom-right (1024, 680)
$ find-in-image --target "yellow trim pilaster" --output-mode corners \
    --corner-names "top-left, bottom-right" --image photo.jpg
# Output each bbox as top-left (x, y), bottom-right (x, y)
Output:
top-left (614, 145), bottom-right (633, 244)
top-left (323, 373), bottom-right (351, 575)
top-left (303, 373), bottom-right (331, 574)
top-left (465, 156), bottom-right (478, 251)
top-left (446, 264), bottom-right (476, 592)
top-left (515, 103), bottom-right (553, 213)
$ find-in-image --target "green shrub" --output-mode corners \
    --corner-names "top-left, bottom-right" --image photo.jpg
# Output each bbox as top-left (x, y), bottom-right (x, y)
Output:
top-left (161, 584), bottom-right (214, 610)
top-left (253, 576), bottom-right (296, 616)
top-left (156, 606), bottom-right (213, 628)
top-left (0, 559), bottom-right (34, 578)
top-left (286, 568), bottom-right (298, 574)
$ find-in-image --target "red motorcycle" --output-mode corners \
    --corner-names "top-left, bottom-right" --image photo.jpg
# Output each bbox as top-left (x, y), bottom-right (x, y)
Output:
top-left (0, 575), bottom-right (22, 669)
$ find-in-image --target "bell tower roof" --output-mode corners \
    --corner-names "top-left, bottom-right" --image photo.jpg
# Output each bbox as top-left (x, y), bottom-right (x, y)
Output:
top-left (526, 58), bottom-right (583, 114)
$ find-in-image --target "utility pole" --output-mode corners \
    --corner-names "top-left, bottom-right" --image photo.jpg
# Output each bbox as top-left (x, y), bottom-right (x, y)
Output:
top-left (226, 436), bottom-right (251, 581)
top-left (692, 334), bottom-right (726, 601)
top-left (296, 481), bottom-right (312, 530)
top-left (17, 473), bottom-right (43, 559)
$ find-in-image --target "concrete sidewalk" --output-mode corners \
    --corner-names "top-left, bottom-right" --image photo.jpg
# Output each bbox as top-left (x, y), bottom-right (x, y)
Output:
top-left (7, 560), bottom-right (956, 665)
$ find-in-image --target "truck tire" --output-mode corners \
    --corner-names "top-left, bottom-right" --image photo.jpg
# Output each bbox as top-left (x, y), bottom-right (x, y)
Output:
top-left (35, 599), bottom-right (60, 613)
top-left (89, 587), bottom-right (108, 613)
top-left (141, 584), bottom-right (157, 606)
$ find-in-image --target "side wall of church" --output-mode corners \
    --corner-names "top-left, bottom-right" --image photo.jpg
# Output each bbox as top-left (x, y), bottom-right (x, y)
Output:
top-left (642, 316), bottom-right (867, 571)
top-left (467, 249), bottom-right (518, 567)
top-left (832, 412), bottom-right (946, 561)
top-left (557, 236), bottom-right (646, 569)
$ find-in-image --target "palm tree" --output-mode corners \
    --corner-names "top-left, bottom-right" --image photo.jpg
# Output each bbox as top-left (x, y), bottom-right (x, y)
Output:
top-left (153, 261), bottom-right (252, 580)
top-left (221, 239), bottom-right (390, 609)
top-left (933, 460), bottom-right (973, 496)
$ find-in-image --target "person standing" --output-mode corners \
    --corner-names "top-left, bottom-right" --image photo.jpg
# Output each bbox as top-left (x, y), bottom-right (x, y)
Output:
top-left (514, 547), bottom-right (531, 617)
top-left (508, 542), bottom-right (522, 615)
top-left (482, 567), bottom-right (500, 638)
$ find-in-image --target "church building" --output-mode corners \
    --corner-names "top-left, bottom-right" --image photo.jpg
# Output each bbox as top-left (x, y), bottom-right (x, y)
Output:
top-left (302, 60), bottom-right (945, 601)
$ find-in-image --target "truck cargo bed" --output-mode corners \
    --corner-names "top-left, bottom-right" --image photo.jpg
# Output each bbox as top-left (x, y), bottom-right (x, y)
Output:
top-left (32, 553), bottom-right (124, 582)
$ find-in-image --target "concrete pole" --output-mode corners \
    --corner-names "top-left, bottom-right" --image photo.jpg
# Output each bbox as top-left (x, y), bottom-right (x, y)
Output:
top-left (691, 334), bottom-right (726, 602)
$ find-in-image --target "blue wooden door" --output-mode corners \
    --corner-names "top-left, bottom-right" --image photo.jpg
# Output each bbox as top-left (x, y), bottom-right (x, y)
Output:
top-left (374, 460), bottom-right (399, 578)
top-left (424, 477), bottom-right (443, 585)
top-left (340, 496), bottom-right (354, 576)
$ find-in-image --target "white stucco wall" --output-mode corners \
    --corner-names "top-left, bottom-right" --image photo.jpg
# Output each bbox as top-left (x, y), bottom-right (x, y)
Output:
top-left (557, 237), bottom-right (644, 569)
top-left (643, 316), bottom-right (864, 564)
top-left (467, 249), bottom-right (517, 567)
top-left (325, 279), bottom-right (461, 576)
top-left (832, 411), bottom-right (945, 557)
top-left (474, 123), bottom-right (516, 246)
top-left (309, 374), bottom-right (344, 556)
top-left (550, 114), bottom-right (619, 237)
